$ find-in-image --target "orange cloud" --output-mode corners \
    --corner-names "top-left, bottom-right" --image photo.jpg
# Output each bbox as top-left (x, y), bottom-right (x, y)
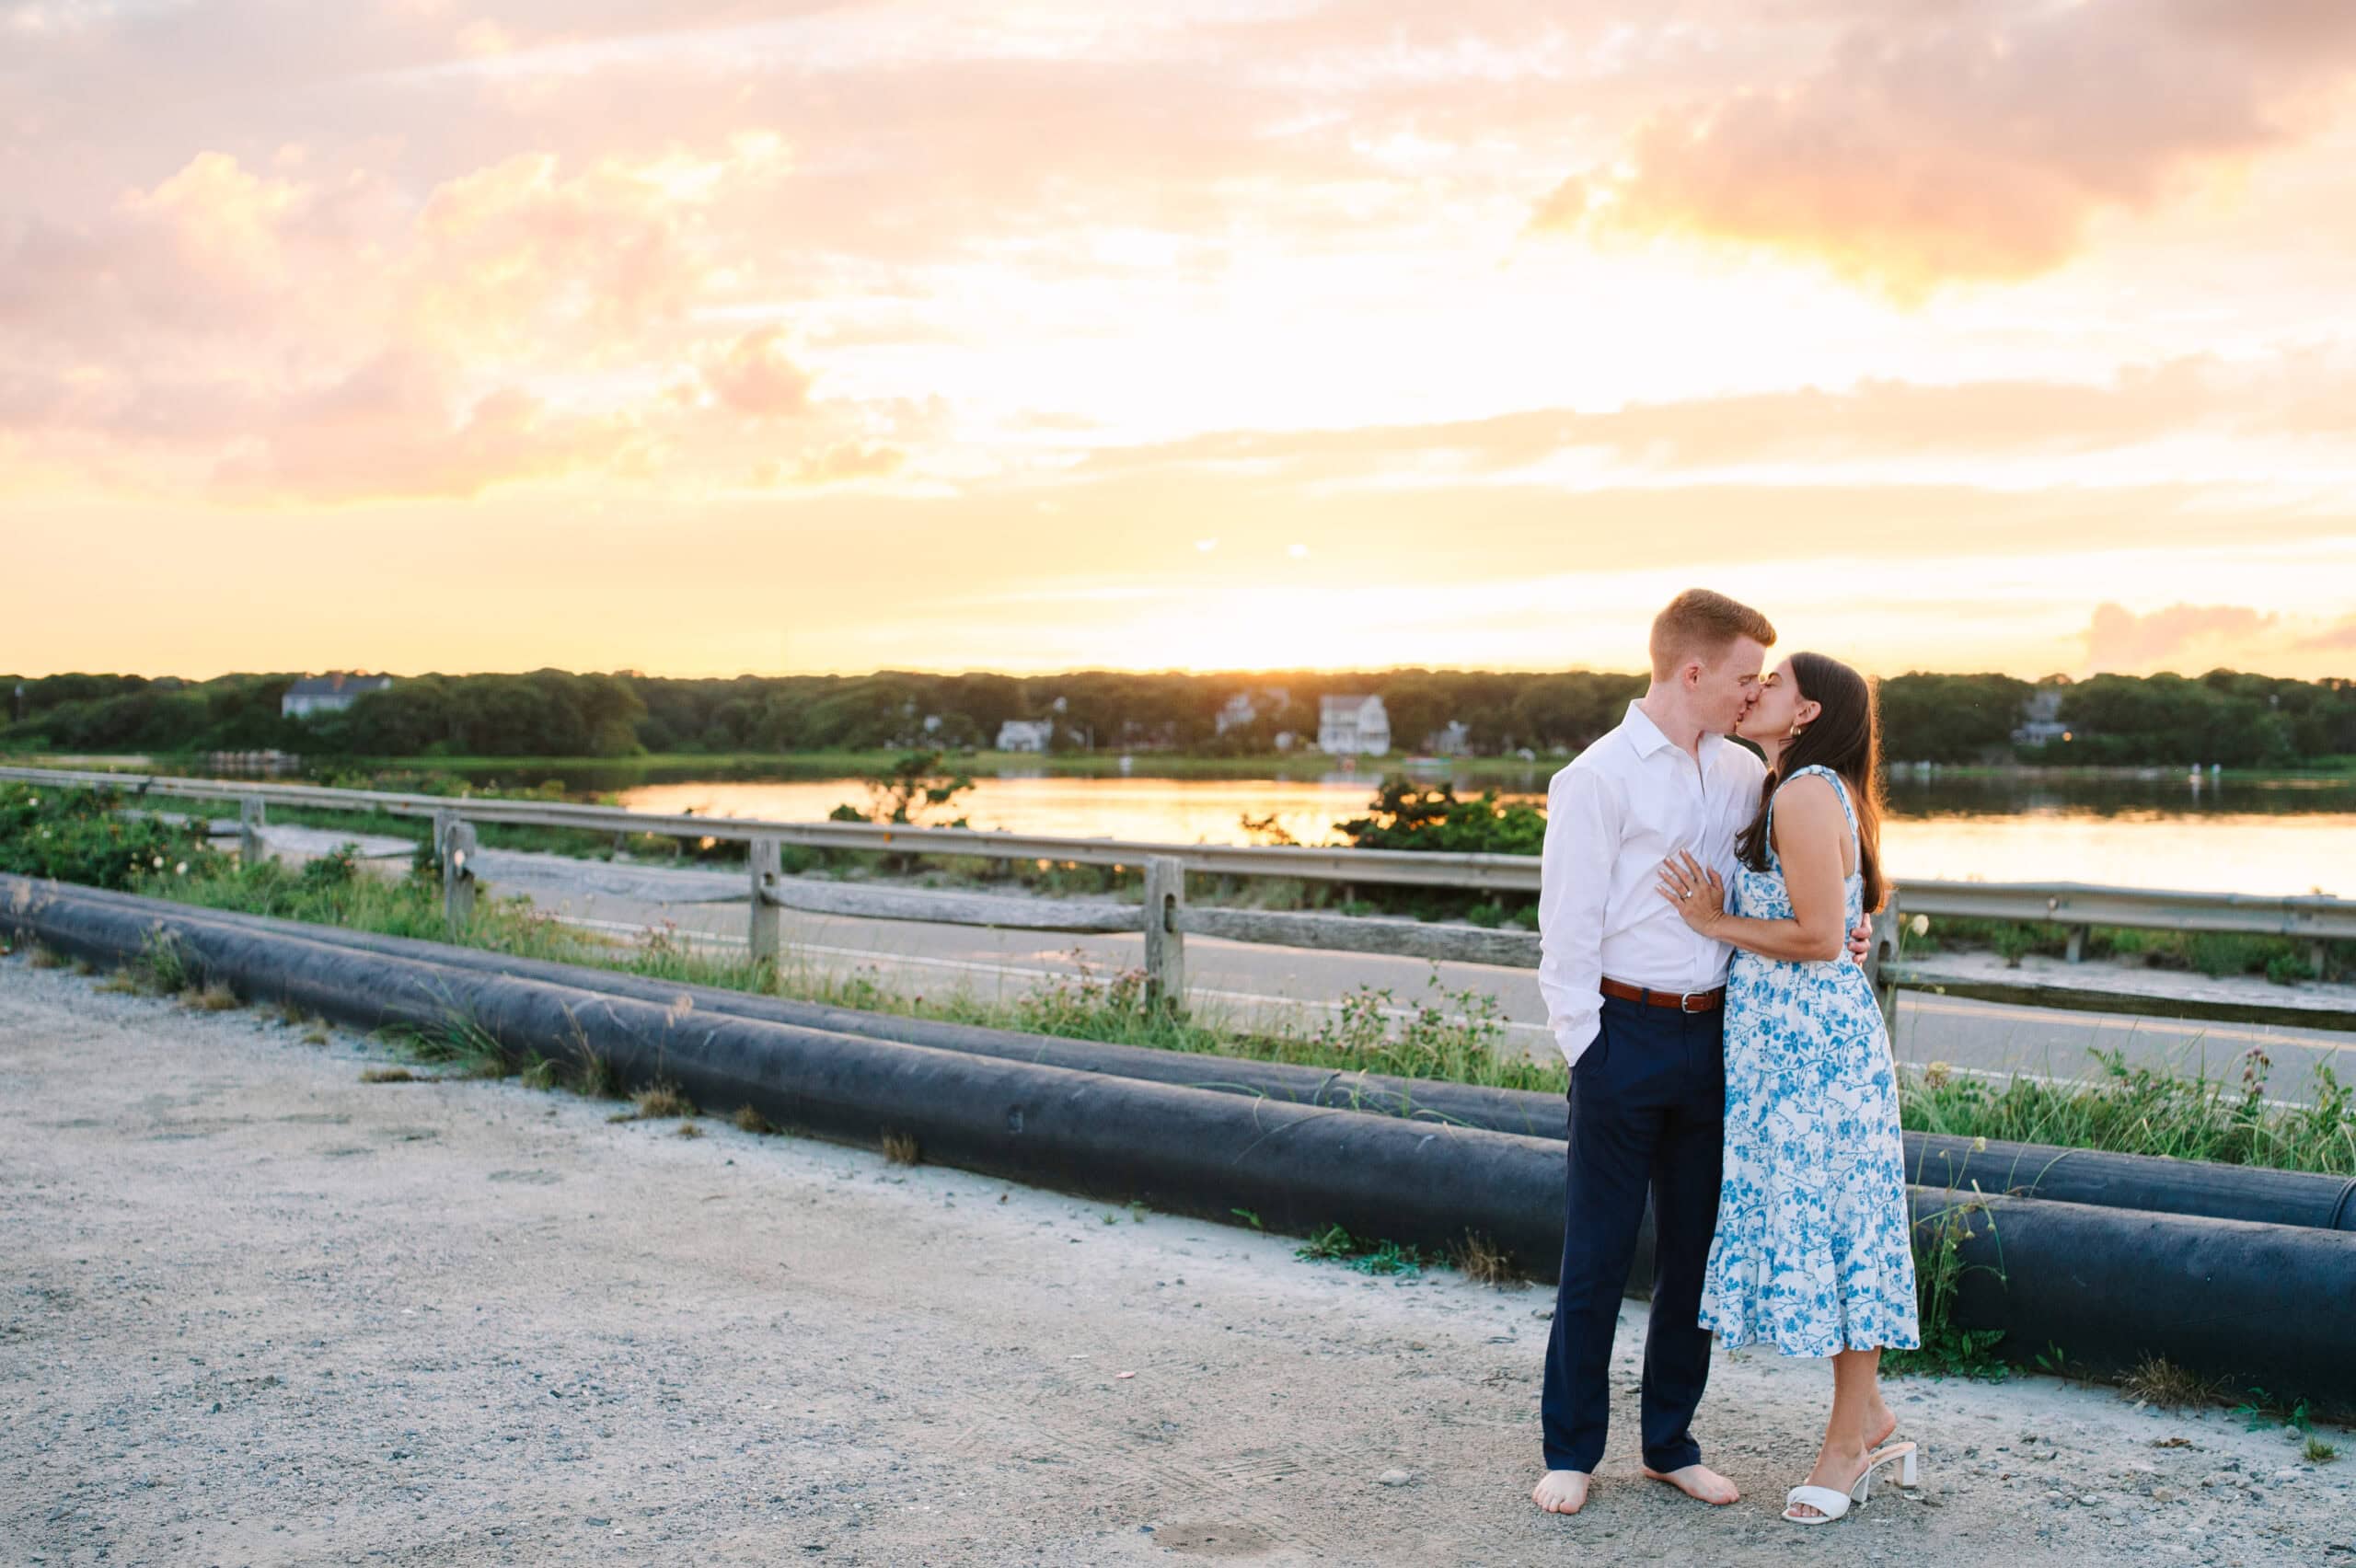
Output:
top-left (792, 441), bottom-right (906, 485)
top-left (1536, 1), bottom-right (2356, 298)
top-left (702, 329), bottom-right (815, 419)
top-left (1068, 352), bottom-right (2356, 478)
top-left (747, 441), bottom-right (907, 490)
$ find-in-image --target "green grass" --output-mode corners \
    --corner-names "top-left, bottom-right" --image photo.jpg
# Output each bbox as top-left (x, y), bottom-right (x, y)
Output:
top-left (1900, 1051), bottom-right (2355, 1175)
top-left (1294, 1224), bottom-right (1429, 1277)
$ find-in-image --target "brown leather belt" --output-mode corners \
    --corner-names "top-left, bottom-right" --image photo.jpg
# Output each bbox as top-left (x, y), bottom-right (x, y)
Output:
top-left (1600, 977), bottom-right (1725, 1013)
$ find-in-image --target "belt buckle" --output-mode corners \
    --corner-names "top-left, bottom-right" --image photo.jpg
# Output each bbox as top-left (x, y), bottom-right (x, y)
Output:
top-left (1680, 990), bottom-right (1711, 1013)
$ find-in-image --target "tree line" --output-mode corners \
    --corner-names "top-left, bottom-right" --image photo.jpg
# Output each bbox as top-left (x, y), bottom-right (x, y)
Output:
top-left (5, 666), bottom-right (2351, 767)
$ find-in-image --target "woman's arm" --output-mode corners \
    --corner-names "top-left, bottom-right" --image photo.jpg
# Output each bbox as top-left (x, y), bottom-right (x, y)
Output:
top-left (1656, 775), bottom-right (1851, 963)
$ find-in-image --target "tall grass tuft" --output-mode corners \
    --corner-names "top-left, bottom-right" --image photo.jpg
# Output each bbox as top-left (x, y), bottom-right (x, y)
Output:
top-left (1883, 1191), bottom-right (2010, 1382)
top-left (1901, 1050), bottom-right (2356, 1176)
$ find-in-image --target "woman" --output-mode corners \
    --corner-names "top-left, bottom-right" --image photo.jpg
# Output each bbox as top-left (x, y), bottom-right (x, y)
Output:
top-left (1654, 651), bottom-right (1921, 1526)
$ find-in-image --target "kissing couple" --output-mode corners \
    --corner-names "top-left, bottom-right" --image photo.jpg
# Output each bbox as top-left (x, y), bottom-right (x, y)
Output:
top-left (1530, 588), bottom-right (1921, 1527)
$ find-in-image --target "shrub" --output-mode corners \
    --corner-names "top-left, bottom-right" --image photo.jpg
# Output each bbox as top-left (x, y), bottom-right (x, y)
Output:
top-left (0, 784), bottom-right (219, 891)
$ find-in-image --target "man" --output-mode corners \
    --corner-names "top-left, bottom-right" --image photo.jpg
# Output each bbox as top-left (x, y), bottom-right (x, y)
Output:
top-left (1530, 588), bottom-right (1871, 1517)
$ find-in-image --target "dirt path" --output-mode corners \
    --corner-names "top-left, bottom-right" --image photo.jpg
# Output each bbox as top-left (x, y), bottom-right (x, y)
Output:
top-left (2, 951), bottom-right (2348, 1566)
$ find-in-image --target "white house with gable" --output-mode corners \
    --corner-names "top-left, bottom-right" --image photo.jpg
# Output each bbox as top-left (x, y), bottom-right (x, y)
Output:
top-left (997, 719), bottom-right (1055, 753)
top-left (1317, 695), bottom-right (1391, 756)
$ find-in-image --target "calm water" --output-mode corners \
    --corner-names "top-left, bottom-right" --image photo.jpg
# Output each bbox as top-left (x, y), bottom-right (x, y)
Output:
top-left (568, 767), bottom-right (2356, 897)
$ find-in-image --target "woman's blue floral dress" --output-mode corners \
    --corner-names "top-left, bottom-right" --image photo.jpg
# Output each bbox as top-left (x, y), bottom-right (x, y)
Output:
top-left (1699, 766), bottom-right (1920, 1355)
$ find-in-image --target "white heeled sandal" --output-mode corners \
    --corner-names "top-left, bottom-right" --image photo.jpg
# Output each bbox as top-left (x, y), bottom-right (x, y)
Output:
top-left (1783, 1442), bottom-right (1919, 1525)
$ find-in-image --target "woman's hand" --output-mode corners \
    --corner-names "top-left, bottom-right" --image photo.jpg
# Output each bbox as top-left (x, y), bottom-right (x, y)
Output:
top-left (1655, 849), bottom-right (1728, 936)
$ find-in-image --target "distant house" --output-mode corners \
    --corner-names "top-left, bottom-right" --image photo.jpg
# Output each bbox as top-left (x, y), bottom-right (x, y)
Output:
top-left (1317, 695), bottom-right (1392, 756)
top-left (282, 673), bottom-right (392, 720)
top-left (1117, 719), bottom-right (1179, 752)
top-left (1425, 720), bottom-right (1472, 756)
top-left (997, 719), bottom-right (1055, 753)
top-left (1215, 686), bottom-right (1292, 737)
top-left (2012, 690), bottom-right (2069, 747)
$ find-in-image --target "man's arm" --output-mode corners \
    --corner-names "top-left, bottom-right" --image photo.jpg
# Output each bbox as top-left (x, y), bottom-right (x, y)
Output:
top-left (1537, 765), bottom-right (1618, 1069)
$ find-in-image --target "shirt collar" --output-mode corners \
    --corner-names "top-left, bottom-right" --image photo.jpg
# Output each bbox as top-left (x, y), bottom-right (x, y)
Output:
top-left (1623, 699), bottom-right (1727, 767)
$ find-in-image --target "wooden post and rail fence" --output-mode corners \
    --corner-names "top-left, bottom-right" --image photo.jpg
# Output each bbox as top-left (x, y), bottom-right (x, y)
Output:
top-left (5, 765), bottom-right (2350, 1035)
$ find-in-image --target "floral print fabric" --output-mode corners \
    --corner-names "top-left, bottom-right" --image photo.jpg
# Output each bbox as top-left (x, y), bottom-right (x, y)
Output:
top-left (1699, 766), bottom-right (1921, 1356)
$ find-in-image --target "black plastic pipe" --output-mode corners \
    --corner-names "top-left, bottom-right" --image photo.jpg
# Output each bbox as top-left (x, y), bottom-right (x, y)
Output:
top-left (9, 878), bottom-right (1565, 1131)
top-left (6, 877), bottom-right (2355, 1410)
top-left (17, 877), bottom-right (2356, 1234)
top-left (3, 877), bottom-right (1566, 1268)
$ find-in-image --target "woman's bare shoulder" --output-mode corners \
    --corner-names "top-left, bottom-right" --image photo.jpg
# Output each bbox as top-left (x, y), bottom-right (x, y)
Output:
top-left (1773, 770), bottom-right (1844, 815)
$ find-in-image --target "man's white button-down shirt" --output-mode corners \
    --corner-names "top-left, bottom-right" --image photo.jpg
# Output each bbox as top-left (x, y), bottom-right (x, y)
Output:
top-left (1537, 700), bottom-right (1768, 1067)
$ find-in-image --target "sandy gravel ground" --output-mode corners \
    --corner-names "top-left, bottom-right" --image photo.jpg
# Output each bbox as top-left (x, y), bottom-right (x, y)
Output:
top-left (2, 951), bottom-right (2350, 1567)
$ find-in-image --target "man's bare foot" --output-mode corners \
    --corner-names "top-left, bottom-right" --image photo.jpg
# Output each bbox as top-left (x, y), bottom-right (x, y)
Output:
top-left (1531, 1470), bottom-right (1591, 1515)
top-left (1641, 1463), bottom-right (1740, 1505)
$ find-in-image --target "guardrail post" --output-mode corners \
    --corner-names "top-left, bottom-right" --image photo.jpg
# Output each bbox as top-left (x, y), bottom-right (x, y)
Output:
top-left (1143, 856), bottom-right (1185, 1014)
top-left (1868, 894), bottom-right (1901, 1033)
top-left (748, 837), bottom-right (781, 964)
top-left (435, 811), bottom-right (477, 928)
top-left (237, 797), bottom-right (266, 866)
top-left (2065, 924), bottom-right (2089, 963)
top-left (2315, 940), bottom-right (2333, 982)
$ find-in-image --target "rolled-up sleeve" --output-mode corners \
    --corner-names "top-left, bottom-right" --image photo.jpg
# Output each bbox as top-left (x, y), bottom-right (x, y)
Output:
top-left (1538, 763), bottom-right (1617, 1067)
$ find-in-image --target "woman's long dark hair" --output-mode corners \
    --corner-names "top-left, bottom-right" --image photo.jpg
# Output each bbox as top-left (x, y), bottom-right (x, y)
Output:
top-left (1734, 651), bottom-right (1887, 912)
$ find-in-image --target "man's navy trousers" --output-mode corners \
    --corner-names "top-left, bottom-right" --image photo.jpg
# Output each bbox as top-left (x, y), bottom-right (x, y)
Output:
top-left (1539, 990), bottom-right (1726, 1476)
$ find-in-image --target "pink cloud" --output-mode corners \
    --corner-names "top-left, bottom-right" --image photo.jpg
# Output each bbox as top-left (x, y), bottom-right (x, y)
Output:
top-left (2295, 617), bottom-right (2356, 652)
top-left (1536, 0), bottom-right (2356, 297)
top-left (0, 140), bottom-right (807, 499)
top-left (209, 351), bottom-right (642, 502)
top-left (2085, 602), bottom-right (2281, 673)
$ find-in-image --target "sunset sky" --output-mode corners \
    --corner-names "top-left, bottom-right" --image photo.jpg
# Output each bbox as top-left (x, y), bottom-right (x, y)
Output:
top-left (6, 0), bottom-right (2356, 682)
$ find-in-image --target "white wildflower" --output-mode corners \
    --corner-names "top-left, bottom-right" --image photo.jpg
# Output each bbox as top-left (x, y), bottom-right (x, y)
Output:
top-left (1909, 913), bottom-right (1930, 937)
top-left (175, 861), bottom-right (188, 877)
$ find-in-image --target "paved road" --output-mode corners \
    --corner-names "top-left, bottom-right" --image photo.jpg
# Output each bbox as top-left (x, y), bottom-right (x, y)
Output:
top-left (511, 877), bottom-right (2355, 1105)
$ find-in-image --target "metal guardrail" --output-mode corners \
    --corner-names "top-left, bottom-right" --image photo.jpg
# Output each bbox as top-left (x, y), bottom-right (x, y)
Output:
top-left (7, 762), bottom-right (2350, 930)
top-left (0, 764), bottom-right (1545, 888)
top-left (5, 764), bottom-right (2347, 1011)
